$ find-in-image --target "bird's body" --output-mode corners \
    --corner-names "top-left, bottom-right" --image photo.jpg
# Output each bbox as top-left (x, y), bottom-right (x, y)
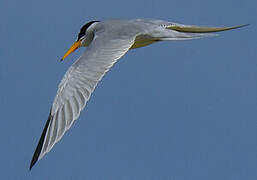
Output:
top-left (30, 19), bottom-right (247, 170)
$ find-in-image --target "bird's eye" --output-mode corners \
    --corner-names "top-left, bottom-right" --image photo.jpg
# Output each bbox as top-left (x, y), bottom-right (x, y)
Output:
top-left (77, 32), bottom-right (85, 41)
top-left (77, 21), bottom-right (99, 41)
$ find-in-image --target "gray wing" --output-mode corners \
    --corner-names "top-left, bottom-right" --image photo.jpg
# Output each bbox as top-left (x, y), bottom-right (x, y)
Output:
top-left (135, 19), bottom-right (248, 32)
top-left (30, 31), bottom-right (136, 169)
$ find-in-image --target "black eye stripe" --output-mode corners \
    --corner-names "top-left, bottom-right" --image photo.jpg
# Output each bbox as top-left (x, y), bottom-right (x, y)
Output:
top-left (77, 21), bottom-right (99, 41)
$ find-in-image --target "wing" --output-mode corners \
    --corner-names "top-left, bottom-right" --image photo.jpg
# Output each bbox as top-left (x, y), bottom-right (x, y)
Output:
top-left (30, 31), bottom-right (136, 169)
top-left (165, 23), bottom-right (249, 33)
top-left (135, 19), bottom-right (248, 33)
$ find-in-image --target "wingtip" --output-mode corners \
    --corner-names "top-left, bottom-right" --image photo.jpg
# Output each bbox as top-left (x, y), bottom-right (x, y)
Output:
top-left (29, 160), bottom-right (36, 171)
top-left (234, 24), bottom-right (250, 29)
top-left (241, 24), bottom-right (250, 28)
top-left (29, 111), bottom-right (52, 170)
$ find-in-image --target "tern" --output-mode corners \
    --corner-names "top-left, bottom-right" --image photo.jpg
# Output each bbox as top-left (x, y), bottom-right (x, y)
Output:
top-left (30, 19), bottom-right (247, 170)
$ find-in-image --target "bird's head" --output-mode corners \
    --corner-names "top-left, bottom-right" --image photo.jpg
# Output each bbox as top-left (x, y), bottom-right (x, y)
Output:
top-left (61, 21), bottom-right (100, 61)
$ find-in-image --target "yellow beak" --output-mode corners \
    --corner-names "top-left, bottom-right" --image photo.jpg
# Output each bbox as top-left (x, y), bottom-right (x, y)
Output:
top-left (61, 40), bottom-right (81, 61)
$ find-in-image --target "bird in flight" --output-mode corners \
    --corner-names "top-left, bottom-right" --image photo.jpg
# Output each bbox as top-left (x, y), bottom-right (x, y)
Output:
top-left (30, 19), bottom-right (248, 170)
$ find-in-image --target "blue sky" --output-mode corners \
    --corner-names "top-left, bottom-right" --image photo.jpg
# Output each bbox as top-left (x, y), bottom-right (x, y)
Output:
top-left (0, 0), bottom-right (256, 179)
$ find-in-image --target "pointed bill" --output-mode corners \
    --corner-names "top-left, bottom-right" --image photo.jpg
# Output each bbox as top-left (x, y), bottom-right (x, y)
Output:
top-left (61, 40), bottom-right (81, 61)
top-left (167, 24), bottom-right (249, 33)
